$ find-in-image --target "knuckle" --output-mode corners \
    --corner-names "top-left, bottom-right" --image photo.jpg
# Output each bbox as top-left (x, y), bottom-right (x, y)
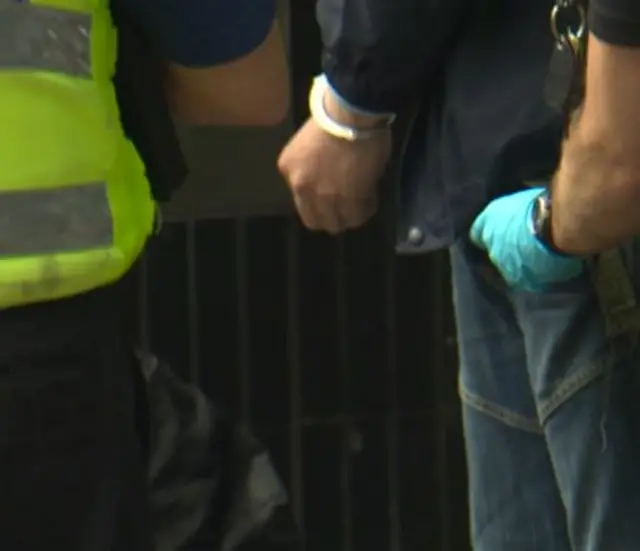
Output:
top-left (277, 151), bottom-right (299, 176)
top-left (300, 217), bottom-right (320, 231)
top-left (276, 157), bottom-right (288, 176)
top-left (291, 177), bottom-right (314, 195)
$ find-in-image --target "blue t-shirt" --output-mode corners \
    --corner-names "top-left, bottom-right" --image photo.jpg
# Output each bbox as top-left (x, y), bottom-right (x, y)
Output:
top-left (121, 0), bottom-right (277, 66)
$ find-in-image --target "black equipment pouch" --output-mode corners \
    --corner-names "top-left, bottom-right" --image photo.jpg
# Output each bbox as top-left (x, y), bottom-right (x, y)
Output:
top-left (111, 2), bottom-right (189, 202)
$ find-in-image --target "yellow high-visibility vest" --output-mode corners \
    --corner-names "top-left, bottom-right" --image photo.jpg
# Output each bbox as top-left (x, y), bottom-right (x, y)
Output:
top-left (0, 0), bottom-right (155, 308)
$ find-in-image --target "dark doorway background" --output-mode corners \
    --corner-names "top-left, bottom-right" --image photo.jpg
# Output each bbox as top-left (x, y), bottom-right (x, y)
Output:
top-left (128, 2), bottom-right (471, 550)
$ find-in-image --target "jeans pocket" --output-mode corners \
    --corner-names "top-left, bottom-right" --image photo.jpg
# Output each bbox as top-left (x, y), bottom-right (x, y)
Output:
top-left (516, 264), bottom-right (593, 297)
top-left (455, 237), bottom-right (511, 294)
top-left (451, 238), bottom-right (540, 425)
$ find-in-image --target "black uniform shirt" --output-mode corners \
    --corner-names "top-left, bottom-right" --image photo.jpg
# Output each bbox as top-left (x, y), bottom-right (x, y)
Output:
top-left (590, 0), bottom-right (640, 45)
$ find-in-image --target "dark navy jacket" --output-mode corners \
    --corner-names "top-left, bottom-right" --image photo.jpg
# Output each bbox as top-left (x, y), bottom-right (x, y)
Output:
top-left (317, 0), bottom-right (565, 253)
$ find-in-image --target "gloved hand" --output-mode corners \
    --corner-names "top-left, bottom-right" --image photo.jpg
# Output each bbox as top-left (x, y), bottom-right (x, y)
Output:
top-left (469, 187), bottom-right (585, 291)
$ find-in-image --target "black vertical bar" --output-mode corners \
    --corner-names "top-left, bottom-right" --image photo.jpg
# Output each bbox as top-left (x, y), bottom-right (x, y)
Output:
top-left (287, 218), bottom-right (305, 545)
top-left (138, 253), bottom-right (150, 352)
top-left (335, 236), bottom-right (353, 551)
top-left (288, 0), bottom-right (320, 546)
top-left (235, 218), bottom-right (252, 424)
top-left (185, 221), bottom-right (200, 384)
top-left (384, 205), bottom-right (401, 551)
top-left (430, 254), bottom-right (450, 551)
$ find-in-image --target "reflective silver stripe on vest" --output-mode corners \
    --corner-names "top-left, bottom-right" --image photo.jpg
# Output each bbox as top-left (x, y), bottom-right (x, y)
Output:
top-left (0, 182), bottom-right (113, 257)
top-left (0, 0), bottom-right (91, 77)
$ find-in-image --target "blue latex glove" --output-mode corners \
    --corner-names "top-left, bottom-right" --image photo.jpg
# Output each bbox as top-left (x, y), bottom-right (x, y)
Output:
top-left (469, 188), bottom-right (585, 291)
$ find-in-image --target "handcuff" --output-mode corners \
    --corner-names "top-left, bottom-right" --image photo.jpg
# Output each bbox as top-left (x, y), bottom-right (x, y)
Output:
top-left (308, 74), bottom-right (395, 142)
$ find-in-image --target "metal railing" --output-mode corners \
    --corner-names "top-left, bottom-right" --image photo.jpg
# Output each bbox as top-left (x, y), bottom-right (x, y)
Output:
top-left (129, 1), bottom-right (470, 549)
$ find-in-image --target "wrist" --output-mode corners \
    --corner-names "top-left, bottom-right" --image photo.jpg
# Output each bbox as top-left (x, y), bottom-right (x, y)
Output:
top-left (308, 75), bottom-right (393, 142)
top-left (323, 87), bottom-right (393, 129)
top-left (549, 165), bottom-right (580, 254)
top-left (549, 167), bottom-right (608, 255)
top-left (529, 189), bottom-right (575, 257)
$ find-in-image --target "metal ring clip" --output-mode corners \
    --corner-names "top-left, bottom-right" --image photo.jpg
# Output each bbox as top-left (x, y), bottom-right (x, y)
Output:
top-left (550, 2), bottom-right (586, 45)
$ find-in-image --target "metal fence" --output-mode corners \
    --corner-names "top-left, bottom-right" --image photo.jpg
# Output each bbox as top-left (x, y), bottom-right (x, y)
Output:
top-left (128, 2), bottom-right (471, 549)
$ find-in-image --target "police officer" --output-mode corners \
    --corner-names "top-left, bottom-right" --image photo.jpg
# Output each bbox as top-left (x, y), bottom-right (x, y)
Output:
top-left (0, 0), bottom-right (287, 549)
top-left (278, 0), bottom-right (640, 549)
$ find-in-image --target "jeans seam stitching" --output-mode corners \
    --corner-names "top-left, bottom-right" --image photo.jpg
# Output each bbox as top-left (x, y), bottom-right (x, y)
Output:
top-left (537, 351), bottom-right (612, 425)
top-left (459, 381), bottom-right (543, 434)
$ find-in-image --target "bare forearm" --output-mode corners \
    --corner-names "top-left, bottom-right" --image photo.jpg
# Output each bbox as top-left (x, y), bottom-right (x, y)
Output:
top-left (551, 125), bottom-right (640, 254)
top-left (167, 20), bottom-right (289, 126)
top-left (550, 35), bottom-right (640, 254)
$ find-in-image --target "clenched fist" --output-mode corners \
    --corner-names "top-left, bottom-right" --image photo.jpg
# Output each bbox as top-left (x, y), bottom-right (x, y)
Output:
top-left (278, 116), bottom-right (392, 234)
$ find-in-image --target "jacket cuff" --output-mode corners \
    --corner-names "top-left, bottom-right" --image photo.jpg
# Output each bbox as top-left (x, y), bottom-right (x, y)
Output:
top-left (322, 52), bottom-right (411, 113)
top-left (324, 76), bottom-right (395, 117)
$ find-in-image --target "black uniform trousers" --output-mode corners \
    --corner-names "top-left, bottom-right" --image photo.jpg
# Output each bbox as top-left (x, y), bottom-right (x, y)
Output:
top-left (0, 280), bottom-right (153, 550)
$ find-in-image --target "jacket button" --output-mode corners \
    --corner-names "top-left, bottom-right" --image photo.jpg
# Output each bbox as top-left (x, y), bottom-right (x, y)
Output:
top-left (407, 226), bottom-right (424, 246)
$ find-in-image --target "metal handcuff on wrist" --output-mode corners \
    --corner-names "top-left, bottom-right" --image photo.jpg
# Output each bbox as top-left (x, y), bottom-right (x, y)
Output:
top-left (308, 74), bottom-right (395, 142)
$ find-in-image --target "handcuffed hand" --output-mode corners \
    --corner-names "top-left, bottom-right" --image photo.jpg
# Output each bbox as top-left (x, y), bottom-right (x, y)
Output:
top-left (278, 117), bottom-right (391, 234)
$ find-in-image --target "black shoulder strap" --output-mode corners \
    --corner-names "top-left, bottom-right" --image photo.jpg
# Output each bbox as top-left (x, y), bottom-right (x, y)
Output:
top-left (111, 1), bottom-right (189, 202)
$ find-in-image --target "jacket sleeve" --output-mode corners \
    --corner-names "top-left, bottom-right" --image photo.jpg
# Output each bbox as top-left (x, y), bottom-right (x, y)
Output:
top-left (589, 0), bottom-right (640, 46)
top-left (316, 0), bottom-right (467, 113)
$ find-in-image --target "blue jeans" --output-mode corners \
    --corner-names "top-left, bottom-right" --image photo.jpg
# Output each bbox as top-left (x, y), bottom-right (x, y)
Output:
top-left (451, 237), bottom-right (640, 551)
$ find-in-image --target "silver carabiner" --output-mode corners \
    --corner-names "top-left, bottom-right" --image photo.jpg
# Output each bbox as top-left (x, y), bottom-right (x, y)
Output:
top-left (550, 2), bottom-right (586, 46)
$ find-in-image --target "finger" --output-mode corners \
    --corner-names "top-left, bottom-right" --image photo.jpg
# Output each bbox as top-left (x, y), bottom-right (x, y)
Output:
top-left (316, 197), bottom-right (343, 234)
top-left (295, 194), bottom-right (345, 234)
top-left (295, 193), bottom-right (345, 234)
top-left (293, 194), bottom-right (322, 231)
top-left (339, 195), bottom-right (377, 230)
